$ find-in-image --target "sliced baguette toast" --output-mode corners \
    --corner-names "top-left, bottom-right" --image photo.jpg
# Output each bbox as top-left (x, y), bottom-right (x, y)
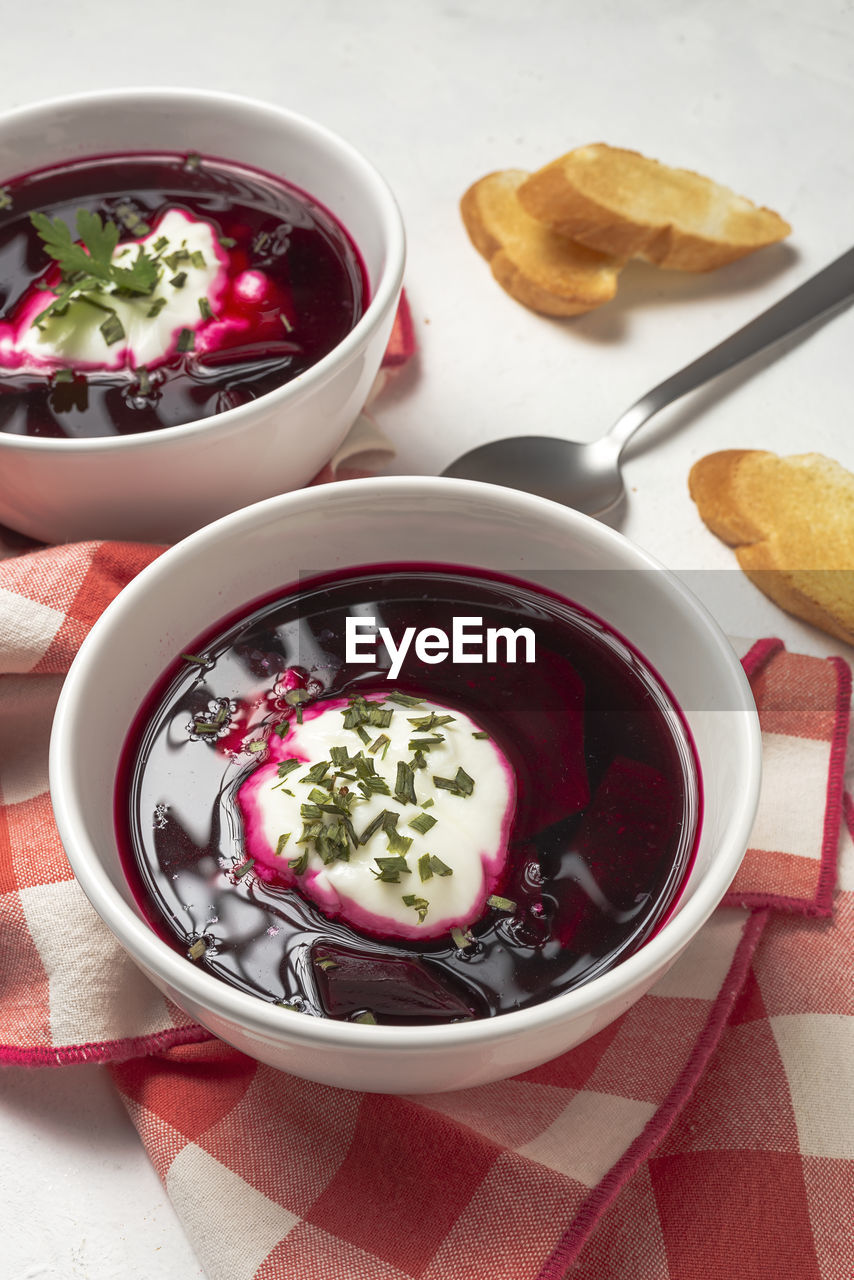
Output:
top-left (460, 169), bottom-right (623, 315)
top-left (518, 145), bottom-right (791, 272)
top-left (689, 450), bottom-right (854, 644)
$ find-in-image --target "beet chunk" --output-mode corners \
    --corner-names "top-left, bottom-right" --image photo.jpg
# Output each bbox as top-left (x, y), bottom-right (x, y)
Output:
top-left (312, 944), bottom-right (479, 1022)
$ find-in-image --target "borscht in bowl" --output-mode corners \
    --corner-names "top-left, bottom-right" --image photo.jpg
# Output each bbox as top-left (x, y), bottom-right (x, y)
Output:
top-left (50, 478), bottom-right (760, 1093)
top-left (118, 565), bottom-right (700, 1026)
top-left (0, 151), bottom-right (366, 439)
top-left (0, 89), bottom-right (404, 543)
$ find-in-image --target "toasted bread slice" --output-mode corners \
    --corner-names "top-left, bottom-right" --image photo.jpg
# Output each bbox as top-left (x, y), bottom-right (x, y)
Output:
top-left (518, 145), bottom-right (791, 272)
top-left (689, 450), bottom-right (854, 644)
top-left (460, 169), bottom-right (623, 316)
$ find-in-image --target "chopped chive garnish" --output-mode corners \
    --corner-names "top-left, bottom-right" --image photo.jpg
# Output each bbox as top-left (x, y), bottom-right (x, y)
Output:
top-left (402, 894), bottom-right (429, 923)
top-left (382, 811), bottom-right (413, 855)
top-left (218, 235), bottom-right (237, 248)
top-left (472, 731), bottom-right (490, 739)
top-left (198, 295), bottom-right (215, 320)
top-left (408, 811), bottom-right (437, 835)
top-left (300, 760), bottom-right (331, 785)
top-left (451, 926), bottom-right (473, 950)
top-left (272, 721), bottom-right (289, 739)
top-left (234, 858), bottom-right (255, 879)
top-left (371, 855), bottom-right (411, 883)
top-left (429, 855), bottom-right (453, 877)
top-left (408, 713), bottom-right (455, 730)
top-left (170, 271), bottom-right (187, 289)
top-left (386, 692), bottom-right (424, 707)
top-left (418, 853), bottom-right (433, 881)
top-left (153, 235), bottom-right (169, 252)
top-left (163, 248), bottom-right (190, 272)
top-left (185, 152), bottom-right (202, 171)
top-left (353, 1010), bottom-right (377, 1024)
top-left (148, 296), bottom-right (168, 318)
top-left (288, 849), bottom-right (309, 874)
top-left (487, 894), bottom-right (516, 912)
top-left (275, 833), bottom-right (291, 855)
top-left (0, 187), bottom-right (12, 210)
top-left (280, 312), bottom-right (293, 333)
top-left (190, 249), bottom-right (206, 269)
top-left (395, 760), bottom-right (417, 805)
top-left (187, 938), bottom-right (207, 961)
top-left (285, 688), bottom-right (311, 706)
top-left (176, 327), bottom-right (195, 353)
top-left (408, 735), bottom-right (444, 751)
top-left (316, 956), bottom-right (338, 971)
top-left (247, 739), bottom-right (266, 754)
top-left (275, 758), bottom-right (301, 783)
top-left (420, 798), bottom-right (434, 809)
top-left (53, 368), bottom-right (74, 383)
top-left (368, 733), bottom-right (391, 757)
top-left (454, 767), bottom-right (474, 795)
top-left (99, 311), bottom-right (125, 346)
top-left (433, 767), bottom-right (475, 796)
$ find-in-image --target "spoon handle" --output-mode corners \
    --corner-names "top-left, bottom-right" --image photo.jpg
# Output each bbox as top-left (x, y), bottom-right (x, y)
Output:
top-left (608, 245), bottom-right (854, 449)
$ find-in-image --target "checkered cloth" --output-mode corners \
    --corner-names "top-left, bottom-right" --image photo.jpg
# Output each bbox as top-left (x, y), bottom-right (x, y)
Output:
top-left (2, 362), bottom-right (852, 1272)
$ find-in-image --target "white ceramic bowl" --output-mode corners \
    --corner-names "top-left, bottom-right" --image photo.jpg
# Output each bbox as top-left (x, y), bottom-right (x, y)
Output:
top-left (0, 89), bottom-right (405, 544)
top-left (50, 478), bottom-right (761, 1093)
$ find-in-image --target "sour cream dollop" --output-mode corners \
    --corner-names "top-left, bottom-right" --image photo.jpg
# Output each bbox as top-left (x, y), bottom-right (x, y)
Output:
top-left (0, 209), bottom-right (230, 373)
top-left (237, 694), bottom-right (516, 941)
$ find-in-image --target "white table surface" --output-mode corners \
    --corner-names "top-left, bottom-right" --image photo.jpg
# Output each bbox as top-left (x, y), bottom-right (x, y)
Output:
top-left (2, 1), bottom-right (852, 1275)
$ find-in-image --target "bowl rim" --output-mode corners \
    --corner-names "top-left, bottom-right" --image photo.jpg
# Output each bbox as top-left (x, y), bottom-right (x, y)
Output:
top-left (49, 475), bottom-right (763, 1054)
top-left (0, 86), bottom-right (406, 454)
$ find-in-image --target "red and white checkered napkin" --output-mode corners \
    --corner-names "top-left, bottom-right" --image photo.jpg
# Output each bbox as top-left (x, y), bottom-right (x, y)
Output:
top-left (1, 544), bottom-right (852, 1273)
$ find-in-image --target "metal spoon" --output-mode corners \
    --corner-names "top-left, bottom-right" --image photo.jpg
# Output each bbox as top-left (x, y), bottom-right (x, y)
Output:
top-left (443, 246), bottom-right (854, 515)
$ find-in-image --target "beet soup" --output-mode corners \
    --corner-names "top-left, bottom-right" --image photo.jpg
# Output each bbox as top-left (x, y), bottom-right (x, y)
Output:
top-left (116, 565), bottom-right (701, 1026)
top-left (0, 151), bottom-right (365, 438)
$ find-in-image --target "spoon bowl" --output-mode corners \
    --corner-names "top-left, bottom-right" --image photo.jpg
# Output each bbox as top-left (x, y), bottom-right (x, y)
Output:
top-left (444, 247), bottom-right (854, 510)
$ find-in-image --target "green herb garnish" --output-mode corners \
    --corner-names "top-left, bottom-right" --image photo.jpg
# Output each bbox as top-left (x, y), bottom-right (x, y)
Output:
top-left (472, 731), bottom-right (490, 740)
top-left (408, 811), bottom-right (437, 835)
top-left (371, 855), bottom-right (411, 883)
top-left (52, 368), bottom-right (73, 384)
top-left (433, 767), bottom-right (475, 796)
top-left (353, 1010), bottom-right (377, 1024)
top-left (0, 187), bottom-right (12, 211)
top-left (368, 733), bottom-right (391, 758)
top-left (288, 849), bottom-right (309, 874)
top-left (176, 327), bottom-right (195, 353)
top-left (218, 235), bottom-right (237, 248)
top-left (386, 692), bottom-right (424, 707)
top-left (99, 311), bottom-right (125, 346)
top-left (187, 938), bottom-right (207, 961)
top-left (30, 209), bottom-right (160, 328)
top-left (148, 296), bottom-right (168, 318)
top-left (190, 249), bottom-right (206, 269)
top-left (234, 858), bottom-right (255, 879)
top-left (169, 271), bottom-right (187, 289)
top-left (402, 894), bottom-right (429, 924)
top-left (487, 894), bottom-right (516, 912)
top-left (394, 759), bottom-right (417, 805)
top-left (451, 926), bottom-right (473, 950)
top-left (275, 833), bottom-right (291, 855)
top-left (198, 296), bottom-right (214, 320)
